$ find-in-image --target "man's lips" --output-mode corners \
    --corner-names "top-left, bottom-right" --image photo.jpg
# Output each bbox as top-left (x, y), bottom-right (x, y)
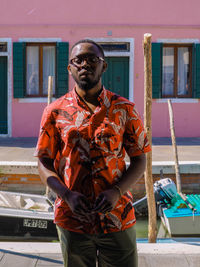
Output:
top-left (79, 70), bottom-right (92, 76)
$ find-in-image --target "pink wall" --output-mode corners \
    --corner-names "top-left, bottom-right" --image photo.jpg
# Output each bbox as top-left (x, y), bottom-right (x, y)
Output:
top-left (152, 102), bottom-right (200, 137)
top-left (1, 0), bottom-right (200, 26)
top-left (1, 0), bottom-right (200, 137)
top-left (12, 101), bottom-right (46, 137)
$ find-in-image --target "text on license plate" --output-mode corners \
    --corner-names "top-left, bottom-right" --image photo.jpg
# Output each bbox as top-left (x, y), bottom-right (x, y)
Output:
top-left (23, 219), bottom-right (48, 229)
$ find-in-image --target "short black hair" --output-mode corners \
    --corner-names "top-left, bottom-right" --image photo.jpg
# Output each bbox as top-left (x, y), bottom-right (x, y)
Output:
top-left (70, 39), bottom-right (105, 59)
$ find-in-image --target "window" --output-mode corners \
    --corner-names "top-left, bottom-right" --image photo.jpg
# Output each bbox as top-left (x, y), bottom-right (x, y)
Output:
top-left (0, 42), bottom-right (7, 52)
top-left (98, 42), bottom-right (130, 52)
top-left (26, 43), bottom-right (56, 96)
top-left (13, 42), bottom-right (69, 98)
top-left (152, 43), bottom-right (200, 99)
top-left (162, 44), bottom-right (192, 98)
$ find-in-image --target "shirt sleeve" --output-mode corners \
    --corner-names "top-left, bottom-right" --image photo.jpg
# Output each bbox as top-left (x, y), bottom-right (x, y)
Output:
top-left (34, 106), bottom-right (59, 159)
top-left (123, 104), bottom-right (151, 157)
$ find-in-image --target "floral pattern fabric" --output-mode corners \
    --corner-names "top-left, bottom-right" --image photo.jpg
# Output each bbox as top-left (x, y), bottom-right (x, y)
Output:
top-left (35, 88), bottom-right (151, 234)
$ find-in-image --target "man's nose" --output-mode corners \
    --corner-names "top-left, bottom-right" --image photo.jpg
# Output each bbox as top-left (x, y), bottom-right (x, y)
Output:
top-left (81, 58), bottom-right (90, 67)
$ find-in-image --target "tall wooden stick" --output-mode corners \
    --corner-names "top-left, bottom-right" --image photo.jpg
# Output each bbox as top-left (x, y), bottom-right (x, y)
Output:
top-left (47, 76), bottom-right (53, 105)
top-left (168, 99), bottom-right (182, 193)
top-left (46, 76), bottom-right (53, 196)
top-left (143, 33), bottom-right (157, 243)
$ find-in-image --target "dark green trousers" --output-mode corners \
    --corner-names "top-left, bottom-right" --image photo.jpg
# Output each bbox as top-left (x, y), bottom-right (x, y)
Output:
top-left (57, 225), bottom-right (138, 267)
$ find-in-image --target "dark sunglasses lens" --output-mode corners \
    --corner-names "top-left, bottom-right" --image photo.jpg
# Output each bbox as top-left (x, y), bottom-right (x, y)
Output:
top-left (87, 56), bottom-right (98, 64)
top-left (72, 58), bottom-right (82, 65)
top-left (71, 56), bottom-right (99, 67)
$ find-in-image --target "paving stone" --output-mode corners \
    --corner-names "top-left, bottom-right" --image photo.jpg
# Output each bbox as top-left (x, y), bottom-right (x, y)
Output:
top-left (145, 253), bottom-right (189, 267)
top-left (0, 252), bottom-right (38, 267)
top-left (0, 252), bottom-right (4, 262)
top-left (36, 253), bottom-right (63, 266)
top-left (138, 255), bottom-right (149, 267)
top-left (185, 254), bottom-right (200, 267)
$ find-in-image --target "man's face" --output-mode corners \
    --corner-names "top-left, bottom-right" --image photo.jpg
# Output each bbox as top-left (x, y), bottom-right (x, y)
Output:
top-left (68, 43), bottom-right (106, 91)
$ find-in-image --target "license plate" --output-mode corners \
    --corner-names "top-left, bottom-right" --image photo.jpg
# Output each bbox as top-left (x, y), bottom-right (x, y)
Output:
top-left (23, 218), bottom-right (48, 229)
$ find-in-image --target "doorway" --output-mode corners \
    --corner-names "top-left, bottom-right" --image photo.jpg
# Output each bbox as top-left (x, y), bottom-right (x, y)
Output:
top-left (0, 57), bottom-right (8, 134)
top-left (102, 57), bottom-right (129, 99)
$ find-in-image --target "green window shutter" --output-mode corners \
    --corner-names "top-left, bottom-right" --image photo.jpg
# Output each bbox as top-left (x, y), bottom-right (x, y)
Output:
top-left (13, 42), bottom-right (26, 98)
top-left (152, 43), bottom-right (163, 98)
top-left (193, 43), bottom-right (200, 98)
top-left (56, 42), bottom-right (69, 97)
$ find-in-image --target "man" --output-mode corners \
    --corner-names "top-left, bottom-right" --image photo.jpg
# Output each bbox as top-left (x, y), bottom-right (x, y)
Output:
top-left (35, 39), bottom-right (151, 267)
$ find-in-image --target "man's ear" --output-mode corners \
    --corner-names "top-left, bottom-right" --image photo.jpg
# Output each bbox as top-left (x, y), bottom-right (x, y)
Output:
top-left (67, 64), bottom-right (72, 75)
top-left (102, 61), bottom-right (107, 73)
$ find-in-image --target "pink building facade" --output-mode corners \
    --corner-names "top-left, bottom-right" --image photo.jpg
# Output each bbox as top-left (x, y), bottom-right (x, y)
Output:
top-left (0, 0), bottom-right (200, 138)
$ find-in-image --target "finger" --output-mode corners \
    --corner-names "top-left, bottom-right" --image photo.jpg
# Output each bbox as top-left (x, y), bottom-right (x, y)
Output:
top-left (93, 194), bottom-right (104, 207)
top-left (99, 203), bottom-right (112, 214)
top-left (93, 195), bottom-right (105, 212)
top-left (74, 211), bottom-right (96, 224)
top-left (80, 196), bottom-right (92, 210)
top-left (75, 215), bottom-right (92, 223)
top-left (73, 207), bottom-right (91, 219)
top-left (93, 199), bottom-right (111, 213)
top-left (74, 205), bottom-right (88, 216)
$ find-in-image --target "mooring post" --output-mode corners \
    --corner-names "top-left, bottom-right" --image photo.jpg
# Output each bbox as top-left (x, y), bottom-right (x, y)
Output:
top-left (46, 76), bottom-right (53, 196)
top-left (47, 76), bottom-right (53, 105)
top-left (143, 33), bottom-right (157, 243)
top-left (168, 99), bottom-right (182, 193)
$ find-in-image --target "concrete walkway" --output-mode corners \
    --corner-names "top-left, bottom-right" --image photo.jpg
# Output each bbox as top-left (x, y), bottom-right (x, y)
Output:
top-left (0, 240), bottom-right (200, 267)
top-left (0, 137), bottom-right (199, 162)
top-left (0, 137), bottom-right (199, 179)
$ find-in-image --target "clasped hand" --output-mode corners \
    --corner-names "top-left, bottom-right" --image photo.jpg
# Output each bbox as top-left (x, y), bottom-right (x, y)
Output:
top-left (63, 188), bottom-right (120, 222)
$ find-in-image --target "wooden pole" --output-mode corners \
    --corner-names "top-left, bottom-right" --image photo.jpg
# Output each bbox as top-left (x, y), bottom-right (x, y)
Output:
top-left (168, 99), bottom-right (182, 193)
top-left (143, 33), bottom-right (157, 243)
top-left (46, 76), bottom-right (53, 196)
top-left (47, 76), bottom-right (53, 105)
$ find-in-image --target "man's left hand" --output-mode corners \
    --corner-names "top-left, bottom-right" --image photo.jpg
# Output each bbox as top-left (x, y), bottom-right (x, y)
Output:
top-left (92, 188), bottom-right (120, 214)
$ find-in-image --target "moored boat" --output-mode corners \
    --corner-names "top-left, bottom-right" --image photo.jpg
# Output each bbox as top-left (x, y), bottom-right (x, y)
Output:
top-left (160, 193), bottom-right (200, 237)
top-left (0, 190), bottom-right (58, 241)
top-left (133, 178), bottom-right (200, 237)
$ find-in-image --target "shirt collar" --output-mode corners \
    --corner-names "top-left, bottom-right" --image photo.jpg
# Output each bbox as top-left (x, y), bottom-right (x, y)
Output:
top-left (97, 87), bottom-right (107, 105)
top-left (72, 86), bottom-right (107, 107)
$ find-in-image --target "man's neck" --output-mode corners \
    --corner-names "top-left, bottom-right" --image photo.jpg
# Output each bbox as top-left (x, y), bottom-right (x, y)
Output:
top-left (75, 83), bottom-right (102, 105)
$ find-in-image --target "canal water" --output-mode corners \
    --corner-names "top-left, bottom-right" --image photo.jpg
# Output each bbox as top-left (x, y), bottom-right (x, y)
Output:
top-left (135, 217), bottom-right (168, 238)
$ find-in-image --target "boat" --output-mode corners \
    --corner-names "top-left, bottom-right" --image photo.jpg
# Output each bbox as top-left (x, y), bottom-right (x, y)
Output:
top-left (133, 178), bottom-right (200, 237)
top-left (159, 192), bottom-right (200, 237)
top-left (0, 190), bottom-right (58, 241)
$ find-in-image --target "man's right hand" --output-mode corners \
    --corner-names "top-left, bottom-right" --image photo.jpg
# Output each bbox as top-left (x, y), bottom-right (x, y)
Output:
top-left (38, 158), bottom-right (94, 223)
top-left (63, 190), bottom-right (94, 223)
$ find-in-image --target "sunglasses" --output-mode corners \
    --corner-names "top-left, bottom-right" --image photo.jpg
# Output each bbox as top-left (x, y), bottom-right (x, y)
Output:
top-left (70, 55), bottom-right (104, 68)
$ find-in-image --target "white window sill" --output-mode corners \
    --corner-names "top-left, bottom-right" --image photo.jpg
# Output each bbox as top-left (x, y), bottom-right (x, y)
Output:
top-left (155, 98), bottom-right (199, 103)
top-left (18, 97), bottom-right (57, 103)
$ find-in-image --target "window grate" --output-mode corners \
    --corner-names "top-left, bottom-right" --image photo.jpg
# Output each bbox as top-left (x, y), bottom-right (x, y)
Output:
top-left (0, 43), bottom-right (7, 52)
top-left (99, 42), bottom-right (130, 52)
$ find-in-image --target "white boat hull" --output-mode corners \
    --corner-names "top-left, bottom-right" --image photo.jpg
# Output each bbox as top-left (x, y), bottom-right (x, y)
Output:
top-left (161, 207), bottom-right (200, 237)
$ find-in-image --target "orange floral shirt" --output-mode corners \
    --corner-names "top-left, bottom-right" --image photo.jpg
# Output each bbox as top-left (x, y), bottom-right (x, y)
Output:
top-left (35, 88), bottom-right (151, 234)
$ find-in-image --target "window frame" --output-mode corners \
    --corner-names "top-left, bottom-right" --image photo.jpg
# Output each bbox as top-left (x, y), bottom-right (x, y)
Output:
top-left (25, 42), bottom-right (57, 97)
top-left (162, 43), bottom-right (193, 98)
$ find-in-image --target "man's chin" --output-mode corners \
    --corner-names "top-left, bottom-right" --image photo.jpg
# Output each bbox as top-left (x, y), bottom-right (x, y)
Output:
top-left (78, 81), bottom-right (97, 91)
